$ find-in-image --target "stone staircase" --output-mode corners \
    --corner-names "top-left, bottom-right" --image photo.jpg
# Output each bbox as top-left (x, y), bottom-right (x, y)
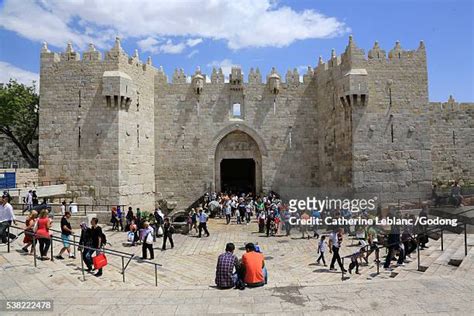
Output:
top-left (1, 220), bottom-right (473, 291)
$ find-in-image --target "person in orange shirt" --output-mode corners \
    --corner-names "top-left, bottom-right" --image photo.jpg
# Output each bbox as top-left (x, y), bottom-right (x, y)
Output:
top-left (241, 243), bottom-right (266, 287)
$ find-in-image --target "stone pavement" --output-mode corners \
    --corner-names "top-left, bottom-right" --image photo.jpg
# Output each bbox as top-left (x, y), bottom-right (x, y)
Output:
top-left (1, 218), bottom-right (473, 315)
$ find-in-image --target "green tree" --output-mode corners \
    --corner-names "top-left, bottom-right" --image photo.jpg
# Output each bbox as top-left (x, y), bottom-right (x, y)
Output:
top-left (0, 79), bottom-right (39, 168)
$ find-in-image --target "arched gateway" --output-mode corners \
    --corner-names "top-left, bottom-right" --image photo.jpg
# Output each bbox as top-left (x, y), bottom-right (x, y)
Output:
top-left (210, 125), bottom-right (266, 194)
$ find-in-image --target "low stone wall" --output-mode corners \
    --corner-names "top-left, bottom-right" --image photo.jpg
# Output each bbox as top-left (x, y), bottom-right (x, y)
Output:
top-left (0, 168), bottom-right (38, 188)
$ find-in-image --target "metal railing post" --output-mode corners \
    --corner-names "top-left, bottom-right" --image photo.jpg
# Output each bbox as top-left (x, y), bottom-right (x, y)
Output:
top-left (464, 223), bottom-right (468, 256)
top-left (73, 235), bottom-right (77, 258)
top-left (341, 257), bottom-right (345, 280)
top-left (155, 264), bottom-right (158, 287)
top-left (417, 241), bottom-right (421, 271)
top-left (441, 228), bottom-right (444, 251)
top-left (50, 237), bottom-right (54, 261)
top-left (80, 250), bottom-right (86, 281)
top-left (33, 235), bottom-right (37, 267)
top-left (376, 247), bottom-right (380, 275)
top-left (7, 224), bottom-right (10, 253)
top-left (122, 257), bottom-right (125, 283)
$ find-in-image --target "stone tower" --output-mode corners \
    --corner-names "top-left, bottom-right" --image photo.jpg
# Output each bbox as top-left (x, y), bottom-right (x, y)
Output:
top-left (39, 38), bottom-right (156, 209)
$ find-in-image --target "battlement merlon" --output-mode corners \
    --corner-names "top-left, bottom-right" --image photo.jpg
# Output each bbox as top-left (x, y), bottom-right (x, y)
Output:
top-left (316, 37), bottom-right (426, 72)
top-left (430, 95), bottom-right (474, 112)
top-left (39, 37), bottom-right (157, 73)
top-left (41, 36), bottom-right (427, 85)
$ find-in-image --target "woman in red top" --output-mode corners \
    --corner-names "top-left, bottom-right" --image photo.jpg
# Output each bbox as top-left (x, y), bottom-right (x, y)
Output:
top-left (35, 210), bottom-right (52, 260)
top-left (22, 210), bottom-right (38, 254)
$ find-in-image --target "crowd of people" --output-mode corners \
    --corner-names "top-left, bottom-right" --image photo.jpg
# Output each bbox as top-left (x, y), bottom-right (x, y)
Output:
top-left (0, 188), bottom-right (438, 287)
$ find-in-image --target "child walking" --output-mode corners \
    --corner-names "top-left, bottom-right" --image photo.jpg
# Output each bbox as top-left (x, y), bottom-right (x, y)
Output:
top-left (348, 246), bottom-right (366, 274)
top-left (317, 235), bottom-right (327, 266)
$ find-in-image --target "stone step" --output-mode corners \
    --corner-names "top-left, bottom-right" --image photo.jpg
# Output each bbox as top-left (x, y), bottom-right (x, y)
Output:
top-left (454, 247), bottom-right (474, 277)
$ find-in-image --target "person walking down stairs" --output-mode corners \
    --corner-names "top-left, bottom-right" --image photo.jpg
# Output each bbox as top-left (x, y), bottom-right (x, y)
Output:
top-left (35, 210), bottom-right (52, 261)
top-left (55, 211), bottom-right (75, 260)
top-left (162, 218), bottom-right (174, 251)
top-left (80, 218), bottom-right (106, 277)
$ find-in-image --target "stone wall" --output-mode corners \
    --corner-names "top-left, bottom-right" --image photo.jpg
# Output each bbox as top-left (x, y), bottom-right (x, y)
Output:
top-left (39, 40), bottom-right (155, 210)
top-left (35, 36), bottom-right (473, 211)
top-left (0, 134), bottom-right (37, 169)
top-left (428, 98), bottom-right (474, 184)
top-left (155, 67), bottom-right (320, 208)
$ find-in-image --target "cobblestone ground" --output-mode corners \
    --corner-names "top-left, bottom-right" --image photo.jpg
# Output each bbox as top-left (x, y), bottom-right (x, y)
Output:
top-left (1, 217), bottom-right (473, 315)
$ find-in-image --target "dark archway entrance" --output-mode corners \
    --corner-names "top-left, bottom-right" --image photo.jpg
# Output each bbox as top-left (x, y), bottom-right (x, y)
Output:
top-left (220, 159), bottom-right (256, 194)
top-left (214, 130), bottom-right (262, 194)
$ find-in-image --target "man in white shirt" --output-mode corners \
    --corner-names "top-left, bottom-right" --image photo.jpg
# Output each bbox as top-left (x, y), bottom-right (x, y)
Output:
top-left (61, 201), bottom-right (66, 216)
top-left (198, 208), bottom-right (210, 238)
top-left (328, 227), bottom-right (347, 272)
top-left (0, 194), bottom-right (16, 244)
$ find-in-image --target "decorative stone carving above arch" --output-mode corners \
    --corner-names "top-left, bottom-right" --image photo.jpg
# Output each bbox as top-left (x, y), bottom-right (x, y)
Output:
top-left (208, 124), bottom-right (268, 158)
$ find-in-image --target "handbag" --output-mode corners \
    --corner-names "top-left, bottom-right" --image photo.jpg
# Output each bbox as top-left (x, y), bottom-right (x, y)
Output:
top-left (92, 253), bottom-right (108, 269)
top-left (157, 226), bottom-right (163, 236)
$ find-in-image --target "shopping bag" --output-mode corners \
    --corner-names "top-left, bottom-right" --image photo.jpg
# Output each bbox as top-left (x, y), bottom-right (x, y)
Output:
top-left (127, 232), bottom-right (134, 242)
top-left (146, 232), bottom-right (154, 244)
top-left (92, 253), bottom-right (108, 269)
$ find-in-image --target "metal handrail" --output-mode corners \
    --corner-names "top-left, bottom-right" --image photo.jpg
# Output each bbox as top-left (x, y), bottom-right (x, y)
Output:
top-left (11, 218), bottom-right (146, 259)
top-left (12, 203), bottom-right (127, 216)
top-left (6, 224), bottom-right (162, 287)
top-left (339, 222), bottom-right (468, 279)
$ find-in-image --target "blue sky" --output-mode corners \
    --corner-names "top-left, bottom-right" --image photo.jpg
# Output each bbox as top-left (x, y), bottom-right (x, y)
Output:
top-left (0, 0), bottom-right (472, 101)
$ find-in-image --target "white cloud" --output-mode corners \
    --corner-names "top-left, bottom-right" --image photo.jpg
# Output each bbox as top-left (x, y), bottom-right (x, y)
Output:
top-left (0, 0), bottom-right (349, 51)
top-left (160, 39), bottom-right (187, 54)
top-left (187, 49), bottom-right (199, 59)
top-left (207, 59), bottom-right (240, 82)
top-left (137, 37), bottom-right (200, 54)
top-left (137, 37), bottom-right (160, 54)
top-left (0, 61), bottom-right (39, 87)
top-left (186, 38), bottom-right (203, 47)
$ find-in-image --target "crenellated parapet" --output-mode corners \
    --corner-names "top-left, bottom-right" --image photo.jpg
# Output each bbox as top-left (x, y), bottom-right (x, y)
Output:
top-left (285, 68), bottom-right (300, 87)
top-left (267, 67), bottom-right (281, 95)
top-left (82, 43), bottom-right (102, 61)
top-left (211, 67), bottom-right (225, 84)
top-left (368, 41), bottom-right (386, 59)
top-left (172, 68), bottom-right (187, 84)
top-left (61, 42), bottom-right (80, 61)
top-left (429, 95), bottom-right (474, 113)
top-left (40, 37), bottom-right (156, 72)
top-left (302, 66), bottom-right (314, 84)
top-left (39, 36), bottom-right (428, 98)
top-left (192, 67), bottom-right (205, 95)
top-left (155, 65), bottom-right (168, 84)
top-left (248, 68), bottom-right (262, 85)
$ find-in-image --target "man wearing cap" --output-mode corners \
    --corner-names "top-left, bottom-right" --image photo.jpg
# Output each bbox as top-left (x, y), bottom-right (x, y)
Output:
top-left (0, 194), bottom-right (16, 244)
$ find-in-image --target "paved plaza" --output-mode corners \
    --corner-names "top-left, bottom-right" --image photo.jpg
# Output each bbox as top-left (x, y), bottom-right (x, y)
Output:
top-left (1, 217), bottom-right (473, 315)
